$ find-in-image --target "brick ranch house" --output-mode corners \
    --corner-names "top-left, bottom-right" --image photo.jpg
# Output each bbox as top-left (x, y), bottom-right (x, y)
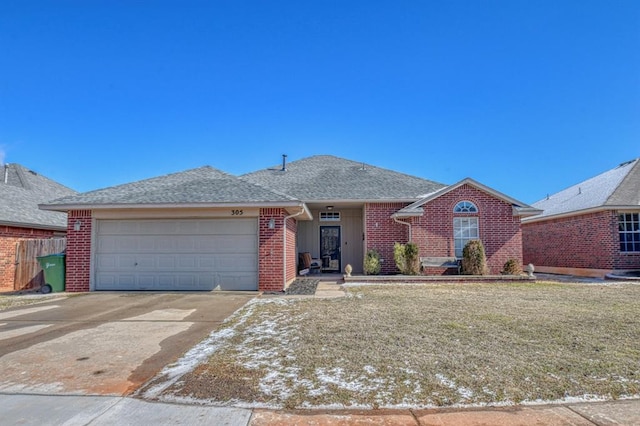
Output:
top-left (1, 163), bottom-right (76, 292)
top-left (523, 158), bottom-right (640, 277)
top-left (40, 155), bottom-right (540, 292)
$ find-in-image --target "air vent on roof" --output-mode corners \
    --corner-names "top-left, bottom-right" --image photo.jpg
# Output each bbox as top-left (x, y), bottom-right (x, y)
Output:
top-left (617, 159), bottom-right (635, 168)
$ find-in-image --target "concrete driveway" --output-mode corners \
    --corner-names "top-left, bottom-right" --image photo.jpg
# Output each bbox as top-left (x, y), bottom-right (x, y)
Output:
top-left (0, 292), bottom-right (254, 396)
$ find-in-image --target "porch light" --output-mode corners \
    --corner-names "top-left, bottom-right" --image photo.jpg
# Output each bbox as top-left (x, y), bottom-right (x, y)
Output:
top-left (268, 218), bottom-right (276, 229)
top-left (74, 220), bottom-right (82, 231)
top-left (326, 206), bottom-right (333, 210)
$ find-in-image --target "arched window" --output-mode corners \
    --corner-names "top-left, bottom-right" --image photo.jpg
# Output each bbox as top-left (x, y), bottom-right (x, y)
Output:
top-left (453, 201), bottom-right (478, 213)
top-left (453, 201), bottom-right (479, 257)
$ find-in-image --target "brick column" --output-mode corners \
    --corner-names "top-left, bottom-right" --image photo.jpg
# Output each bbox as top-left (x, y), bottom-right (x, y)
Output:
top-left (259, 208), bottom-right (285, 292)
top-left (65, 210), bottom-right (92, 292)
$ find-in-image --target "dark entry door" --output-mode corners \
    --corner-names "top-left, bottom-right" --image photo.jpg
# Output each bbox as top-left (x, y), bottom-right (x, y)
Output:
top-left (320, 226), bottom-right (341, 272)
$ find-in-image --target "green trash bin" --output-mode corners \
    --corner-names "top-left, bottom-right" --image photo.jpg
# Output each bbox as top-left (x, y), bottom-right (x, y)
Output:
top-left (37, 253), bottom-right (66, 293)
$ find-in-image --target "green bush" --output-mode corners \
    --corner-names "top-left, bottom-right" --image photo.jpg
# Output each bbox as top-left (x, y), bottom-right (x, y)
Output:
top-left (364, 249), bottom-right (382, 275)
top-left (393, 242), bottom-right (420, 275)
top-left (393, 243), bottom-right (406, 274)
top-left (461, 240), bottom-right (489, 275)
top-left (502, 259), bottom-right (522, 275)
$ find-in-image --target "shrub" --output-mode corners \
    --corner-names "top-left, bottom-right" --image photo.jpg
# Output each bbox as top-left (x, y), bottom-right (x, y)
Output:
top-left (502, 259), bottom-right (522, 275)
top-left (393, 243), bottom-right (406, 274)
top-left (393, 242), bottom-right (420, 275)
top-left (364, 249), bottom-right (382, 275)
top-left (461, 240), bottom-right (489, 275)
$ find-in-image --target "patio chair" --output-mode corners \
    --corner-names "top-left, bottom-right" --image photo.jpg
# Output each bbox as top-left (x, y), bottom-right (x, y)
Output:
top-left (299, 252), bottom-right (321, 275)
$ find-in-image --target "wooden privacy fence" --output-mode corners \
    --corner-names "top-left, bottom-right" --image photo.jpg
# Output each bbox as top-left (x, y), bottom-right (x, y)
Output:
top-left (14, 238), bottom-right (66, 291)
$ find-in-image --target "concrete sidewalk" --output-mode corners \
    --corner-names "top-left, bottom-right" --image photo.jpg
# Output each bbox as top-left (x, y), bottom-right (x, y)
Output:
top-left (1, 393), bottom-right (638, 425)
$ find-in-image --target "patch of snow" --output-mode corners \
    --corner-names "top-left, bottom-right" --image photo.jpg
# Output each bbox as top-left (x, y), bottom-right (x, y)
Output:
top-left (139, 299), bottom-right (278, 399)
top-left (363, 365), bottom-right (376, 375)
top-left (435, 373), bottom-right (474, 400)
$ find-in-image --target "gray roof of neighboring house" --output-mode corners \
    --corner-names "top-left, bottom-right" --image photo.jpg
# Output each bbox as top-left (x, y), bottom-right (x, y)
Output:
top-left (526, 158), bottom-right (640, 221)
top-left (241, 155), bottom-right (446, 202)
top-left (0, 163), bottom-right (76, 230)
top-left (41, 166), bottom-right (298, 210)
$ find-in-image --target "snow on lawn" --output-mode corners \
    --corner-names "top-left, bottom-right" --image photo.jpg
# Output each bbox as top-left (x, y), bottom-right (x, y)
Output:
top-left (142, 284), bottom-right (640, 409)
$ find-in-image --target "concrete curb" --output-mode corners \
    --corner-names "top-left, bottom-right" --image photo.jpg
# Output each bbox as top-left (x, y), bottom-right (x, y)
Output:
top-left (1, 394), bottom-right (638, 425)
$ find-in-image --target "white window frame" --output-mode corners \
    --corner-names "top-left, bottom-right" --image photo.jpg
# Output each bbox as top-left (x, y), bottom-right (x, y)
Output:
top-left (320, 211), bottom-right (341, 222)
top-left (454, 217), bottom-right (479, 258)
top-left (454, 201), bottom-right (478, 213)
top-left (619, 212), bottom-right (640, 252)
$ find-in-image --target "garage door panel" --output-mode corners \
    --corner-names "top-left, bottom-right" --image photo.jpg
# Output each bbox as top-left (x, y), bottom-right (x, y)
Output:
top-left (216, 254), bottom-right (258, 271)
top-left (217, 273), bottom-right (257, 291)
top-left (177, 256), bottom-right (196, 268)
top-left (97, 255), bottom-right (117, 269)
top-left (95, 218), bottom-right (258, 291)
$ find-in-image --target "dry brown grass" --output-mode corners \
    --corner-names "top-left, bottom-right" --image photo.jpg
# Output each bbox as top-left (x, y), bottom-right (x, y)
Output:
top-left (0, 294), bottom-right (68, 311)
top-left (166, 282), bottom-right (640, 408)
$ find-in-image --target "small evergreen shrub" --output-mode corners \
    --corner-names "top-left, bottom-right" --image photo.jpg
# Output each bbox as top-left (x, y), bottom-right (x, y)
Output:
top-left (364, 249), bottom-right (382, 275)
top-left (502, 259), bottom-right (522, 275)
top-left (461, 240), bottom-right (489, 275)
top-left (393, 242), bottom-right (420, 275)
top-left (405, 242), bottom-right (419, 275)
top-left (393, 243), bottom-right (406, 274)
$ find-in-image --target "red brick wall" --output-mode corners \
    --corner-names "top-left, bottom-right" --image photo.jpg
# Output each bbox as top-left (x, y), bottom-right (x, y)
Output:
top-left (259, 208), bottom-right (286, 292)
top-left (523, 210), bottom-right (640, 271)
top-left (65, 210), bottom-right (92, 292)
top-left (414, 184), bottom-right (523, 274)
top-left (285, 215), bottom-right (297, 285)
top-left (0, 226), bottom-right (56, 291)
top-left (364, 185), bottom-right (523, 275)
top-left (364, 203), bottom-right (410, 274)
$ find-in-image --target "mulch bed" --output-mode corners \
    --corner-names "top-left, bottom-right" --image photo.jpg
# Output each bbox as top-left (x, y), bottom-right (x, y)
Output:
top-left (285, 278), bottom-right (319, 295)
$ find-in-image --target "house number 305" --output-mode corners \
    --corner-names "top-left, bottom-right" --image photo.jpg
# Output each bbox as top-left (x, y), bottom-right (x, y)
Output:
top-left (231, 209), bottom-right (244, 216)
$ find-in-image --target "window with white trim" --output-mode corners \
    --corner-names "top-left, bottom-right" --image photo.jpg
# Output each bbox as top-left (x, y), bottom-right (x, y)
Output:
top-left (454, 201), bottom-right (478, 213)
top-left (320, 211), bottom-right (340, 221)
top-left (454, 217), bottom-right (479, 257)
top-left (619, 213), bottom-right (640, 252)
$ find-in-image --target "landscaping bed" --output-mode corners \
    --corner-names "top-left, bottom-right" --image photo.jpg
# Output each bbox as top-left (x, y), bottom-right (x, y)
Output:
top-left (151, 281), bottom-right (640, 409)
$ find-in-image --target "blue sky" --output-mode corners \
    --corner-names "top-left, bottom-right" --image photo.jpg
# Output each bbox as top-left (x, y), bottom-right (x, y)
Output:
top-left (1, 1), bottom-right (638, 204)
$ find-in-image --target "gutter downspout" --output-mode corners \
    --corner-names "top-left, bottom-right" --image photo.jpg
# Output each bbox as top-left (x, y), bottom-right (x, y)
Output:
top-left (283, 207), bottom-right (305, 291)
top-left (392, 215), bottom-right (412, 242)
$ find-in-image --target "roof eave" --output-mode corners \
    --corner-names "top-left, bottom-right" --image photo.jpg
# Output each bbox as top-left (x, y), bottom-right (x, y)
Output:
top-left (391, 209), bottom-right (424, 218)
top-left (521, 205), bottom-right (640, 224)
top-left (303, 198), bottom-right (421, 204)
top-left (402, 178), bottom-right (539, 213)
top-left (39, 201), bottom-right (313, 220)
top-left (512, 207), bottom-right (544, 218)
top-left (0, 220), bottom-right (67, 232)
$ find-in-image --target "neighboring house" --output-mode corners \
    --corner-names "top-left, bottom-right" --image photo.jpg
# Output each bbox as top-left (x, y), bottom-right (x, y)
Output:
top-left (40, 155), bottom-right (540, 293)
top-left (0, 163), bottom-right (76, 291)
top-left (523, 158), bottom-right (640, 277)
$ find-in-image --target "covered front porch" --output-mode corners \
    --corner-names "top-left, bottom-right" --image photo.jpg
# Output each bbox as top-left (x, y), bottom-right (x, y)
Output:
top-left (295, 203), bottom-right (366, 275)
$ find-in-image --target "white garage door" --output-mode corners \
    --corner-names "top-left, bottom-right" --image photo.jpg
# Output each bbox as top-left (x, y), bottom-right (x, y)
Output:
top-left (95, 218), bottom-right (258, 291)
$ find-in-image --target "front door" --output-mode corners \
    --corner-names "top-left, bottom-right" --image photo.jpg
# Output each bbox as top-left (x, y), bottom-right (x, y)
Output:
top-left (320, 226), bottom-right (341, 272)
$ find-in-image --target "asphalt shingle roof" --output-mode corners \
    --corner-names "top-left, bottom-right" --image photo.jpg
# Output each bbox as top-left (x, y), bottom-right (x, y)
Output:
top-left (241, 155), bottom-right (446, 201)
top-left (42, 166), bottom-right (296, 208)
top-left (0, 164), bottom-right (76, 229)
top-left (529, 158), bottom-right (640, 220)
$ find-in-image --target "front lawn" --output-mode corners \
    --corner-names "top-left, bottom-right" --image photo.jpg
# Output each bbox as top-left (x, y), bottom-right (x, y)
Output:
top-left (154, 282), bottom-right (640, 409)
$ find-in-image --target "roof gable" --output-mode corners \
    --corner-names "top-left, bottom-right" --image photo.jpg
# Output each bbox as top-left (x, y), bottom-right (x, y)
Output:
top-left (0, 164), bottom-right (76, 230)
top-left (241, 155), bottom-right (446, 201)
top-left (41, 166), bottom-right (299, 210)
top-left (395, 177), bottom-right (541, 217)
top-left (526, 158), bottom-right (640, 221)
